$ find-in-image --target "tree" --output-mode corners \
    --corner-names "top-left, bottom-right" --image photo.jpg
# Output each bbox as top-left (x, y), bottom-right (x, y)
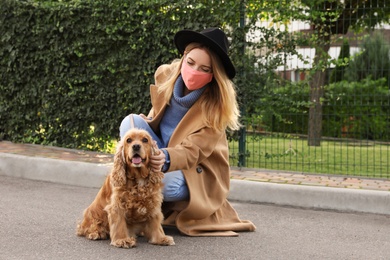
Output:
top-left (303, 0), bottom-right (390, 146)
top-left (261, 0), bottom-right (390, 146)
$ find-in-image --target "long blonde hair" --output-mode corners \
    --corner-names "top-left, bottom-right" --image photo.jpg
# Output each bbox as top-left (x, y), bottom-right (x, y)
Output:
top-left (158, 42), bottom-right (241, 131)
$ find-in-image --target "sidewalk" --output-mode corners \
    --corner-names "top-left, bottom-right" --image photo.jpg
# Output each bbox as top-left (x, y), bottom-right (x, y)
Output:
top-left (1, 140), bottom-right (389, 215)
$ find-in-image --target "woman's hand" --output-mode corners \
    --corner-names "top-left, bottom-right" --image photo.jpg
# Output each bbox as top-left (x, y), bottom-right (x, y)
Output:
top-left (150, 147), bottom-right (166, 173)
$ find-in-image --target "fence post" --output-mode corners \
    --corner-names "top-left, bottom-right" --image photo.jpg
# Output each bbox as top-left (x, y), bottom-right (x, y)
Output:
top-left (238, 0), bottom-right (246, 167)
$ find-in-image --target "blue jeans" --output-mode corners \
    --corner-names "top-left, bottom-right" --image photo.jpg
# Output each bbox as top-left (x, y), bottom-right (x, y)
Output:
top-left (119, 114), bottom-right (189, 202)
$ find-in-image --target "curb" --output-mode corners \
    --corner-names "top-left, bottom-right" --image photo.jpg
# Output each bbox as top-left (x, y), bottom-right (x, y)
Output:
top-left (229, 179), bottom-right (390, 215)
top-left (1, 153), bottom-right (389, 215)
top-left (0, 153), bottom-right (109, 188)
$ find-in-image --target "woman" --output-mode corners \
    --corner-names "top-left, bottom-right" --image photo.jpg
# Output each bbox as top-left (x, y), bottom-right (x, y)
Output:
top-left (120, 28), bottom-right (256, 236)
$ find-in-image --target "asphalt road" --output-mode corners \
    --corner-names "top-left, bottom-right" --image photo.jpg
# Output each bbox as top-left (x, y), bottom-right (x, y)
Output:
top-left (1, 175), bottom-right (389, 260)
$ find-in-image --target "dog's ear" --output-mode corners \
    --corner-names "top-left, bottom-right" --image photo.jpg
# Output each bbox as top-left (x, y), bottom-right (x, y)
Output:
top-left (149, 171), bottom-right (164, 184)
top-left (110, 140), bottom-right (126, 187)
top-left (143, 140), bottom-right (160, 180)
top-left (151, 140), bottom-right (159, 156)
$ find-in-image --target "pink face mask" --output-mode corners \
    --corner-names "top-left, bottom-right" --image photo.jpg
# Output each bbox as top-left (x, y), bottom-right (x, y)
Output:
top-left (181, 60), bottom-right (213, 91)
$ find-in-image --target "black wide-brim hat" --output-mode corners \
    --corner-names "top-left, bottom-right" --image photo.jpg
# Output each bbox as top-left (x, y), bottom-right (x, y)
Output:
top-left (174, 27), bottom-right (236, 79)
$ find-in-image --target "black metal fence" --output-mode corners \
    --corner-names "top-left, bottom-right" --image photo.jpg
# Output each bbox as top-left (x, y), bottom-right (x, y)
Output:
top-left (229, 3), bottom-right (390, 179)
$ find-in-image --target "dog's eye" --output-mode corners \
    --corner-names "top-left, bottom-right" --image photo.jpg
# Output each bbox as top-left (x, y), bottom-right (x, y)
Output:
top-left (142, 137), bottom-right (148, 143)
top-left (126, 138), bottom-right (132, 143)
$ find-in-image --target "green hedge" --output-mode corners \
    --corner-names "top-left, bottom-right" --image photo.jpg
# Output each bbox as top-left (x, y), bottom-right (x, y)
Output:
top-left (323, 78), bottom-right (390, 140)
top-left (256, 80), bottom-right (310, 135)
top-left (258, 78), bottom-right (390, 141)
top-left (0, 0), bottom-right (240, 150)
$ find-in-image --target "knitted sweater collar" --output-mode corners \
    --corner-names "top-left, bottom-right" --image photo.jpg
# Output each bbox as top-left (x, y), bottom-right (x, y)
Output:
top-left (173, 75), bottom-right (206, 108)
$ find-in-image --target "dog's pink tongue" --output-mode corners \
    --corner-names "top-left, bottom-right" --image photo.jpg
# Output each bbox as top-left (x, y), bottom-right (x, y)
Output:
top-left (132, 156), bottom-right (142, 164)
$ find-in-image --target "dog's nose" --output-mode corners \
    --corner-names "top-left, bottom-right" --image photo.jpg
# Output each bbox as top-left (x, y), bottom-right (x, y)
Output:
top-left (132, 144), bottom-right (141, 151)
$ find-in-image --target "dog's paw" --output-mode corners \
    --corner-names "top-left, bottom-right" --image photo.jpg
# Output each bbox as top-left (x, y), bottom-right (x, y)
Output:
top-left (162, 235), bottom-right (175, 246)
top-left (150, 235), bottom-right (175, 246)
top-left (87, 231), bottom-right (109, 240)
top-left (110, 237), bottom-right (137, 248)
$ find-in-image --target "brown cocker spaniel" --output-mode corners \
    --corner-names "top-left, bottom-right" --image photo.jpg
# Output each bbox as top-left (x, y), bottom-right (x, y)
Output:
top-left (76, 128), bottom-right (174, 248)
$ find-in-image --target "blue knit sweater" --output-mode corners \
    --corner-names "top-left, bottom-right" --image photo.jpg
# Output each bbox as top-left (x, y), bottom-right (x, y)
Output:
top-left (159, 75), bottom-right (206, 148)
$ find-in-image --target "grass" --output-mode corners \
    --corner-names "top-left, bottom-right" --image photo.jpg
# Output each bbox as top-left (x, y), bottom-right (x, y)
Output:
top-left (229, 134), bottom-right (390, 179)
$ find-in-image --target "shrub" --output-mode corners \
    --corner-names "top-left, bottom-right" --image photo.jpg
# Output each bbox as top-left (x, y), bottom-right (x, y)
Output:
top-left (0, 0), bottom-right (238, 149)
top-left (323, 78), bottom-right (390, 140)
top-left (345, 32), bottom-right (390, 87)
top-left (253, 78), bottom-right (390, 142)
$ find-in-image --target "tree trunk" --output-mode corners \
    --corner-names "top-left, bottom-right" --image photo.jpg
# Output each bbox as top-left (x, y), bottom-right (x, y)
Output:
top-left (308, 43), bottom-right (330, 147)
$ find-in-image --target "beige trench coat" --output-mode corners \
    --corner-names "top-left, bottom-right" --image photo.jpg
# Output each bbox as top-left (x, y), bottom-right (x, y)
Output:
top-left (146, 64), bottom-right (256, 236)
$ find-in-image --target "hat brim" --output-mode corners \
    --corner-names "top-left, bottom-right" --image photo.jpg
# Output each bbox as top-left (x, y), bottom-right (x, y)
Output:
top-left (174, 30), bottom-right (236, 79)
